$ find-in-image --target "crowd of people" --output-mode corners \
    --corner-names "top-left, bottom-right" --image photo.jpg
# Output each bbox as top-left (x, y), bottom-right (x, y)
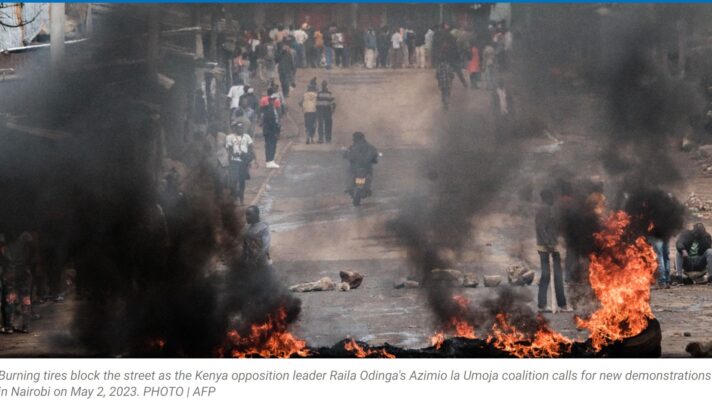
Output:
top-left (228, 20), bottom-right (512, 75)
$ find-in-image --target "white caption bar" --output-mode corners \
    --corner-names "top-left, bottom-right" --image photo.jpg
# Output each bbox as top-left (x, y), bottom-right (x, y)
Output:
top-left (1, 359), bottom-right (711, 400)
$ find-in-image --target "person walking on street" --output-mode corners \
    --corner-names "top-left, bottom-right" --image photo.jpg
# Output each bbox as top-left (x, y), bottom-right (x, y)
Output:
top-left (316, 80), bottom-right (336, 143)
top-left (300, 79), bottom-right (319, 144)
top-left (467, 42), bottom-right (481, 89)
top-left (262, 93), bottom-right (282, 169)
top-left (436, 62), bottom-right (454, 110)
top-left (226, 122), bottom-right (256, 204)
top-left (277, 43), bottom-right (295, 98)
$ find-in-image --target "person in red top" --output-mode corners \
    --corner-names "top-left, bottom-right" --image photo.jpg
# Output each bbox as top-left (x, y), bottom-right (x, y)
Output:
top-left (466, 42), bottom-right (481, 89)
top-left (259, 91), bottom-right (281, 109)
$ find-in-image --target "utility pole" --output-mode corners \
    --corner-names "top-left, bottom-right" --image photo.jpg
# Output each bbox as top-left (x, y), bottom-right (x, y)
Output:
top-left (209, 9), bottom-right (218, 62)
top-left (86, 3), bottom-right (93, 36)
top-left (147, 5), bottom-right (160, 77)
top-left (50, 3), bottom-right (65, 70)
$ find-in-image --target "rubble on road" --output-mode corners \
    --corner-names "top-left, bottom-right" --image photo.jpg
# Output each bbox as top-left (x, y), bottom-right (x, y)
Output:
top-left (339, 270), bottom-right (364, 289)
top-left (289, 271), bottom-right (364, 293)
top-left (462, 272), bottom-right (479, 288)
top-left (507, 265), bottom-right (535, 286)
top-left (684, 193), bottom-right (712, 219)
top-left (483, 275), bottom-right (502, 287)
top-left (290, 277), bottom-right (336, 293)
top-left (429, 269), bottom-right (463, 286)
top-left (686, 341), bottom-right (712, 357)
top-left (393, 278), bottom-right (420, 289)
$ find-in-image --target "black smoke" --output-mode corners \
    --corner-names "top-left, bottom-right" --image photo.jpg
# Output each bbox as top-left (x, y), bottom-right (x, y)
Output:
top-left (0, 6), bottom-right (299, 356)
top-left (624, 187), bottom-right (686, 241)
top-left (386, 85), bottom-right (526, 332)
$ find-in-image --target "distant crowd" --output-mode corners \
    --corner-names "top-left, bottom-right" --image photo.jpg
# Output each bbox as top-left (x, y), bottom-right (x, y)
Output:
top-left (228, 20), bottom-right (513, 86)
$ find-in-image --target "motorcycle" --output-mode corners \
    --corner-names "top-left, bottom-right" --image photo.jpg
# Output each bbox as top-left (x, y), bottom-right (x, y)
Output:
top-left (343, 146), bottom-right (382, 207)
top-left (350, 167), bottom-right (370, 206)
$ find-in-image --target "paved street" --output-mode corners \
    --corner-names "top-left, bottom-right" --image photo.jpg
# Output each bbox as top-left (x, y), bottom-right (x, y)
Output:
top-left (2, 68), bottom-right (712, 357)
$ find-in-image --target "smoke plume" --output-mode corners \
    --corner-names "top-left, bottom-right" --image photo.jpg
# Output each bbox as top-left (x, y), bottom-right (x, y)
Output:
top-left (0, 6), bottom-right (299, 356)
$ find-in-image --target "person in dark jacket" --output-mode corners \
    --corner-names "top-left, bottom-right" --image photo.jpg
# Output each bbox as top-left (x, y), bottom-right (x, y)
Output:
top-left (277, 43), bottom-right (295, 97)
top-left (535, 190), bottom-right (571, 312)
top-left (675, 223), bottom-right (712, 283)
top-left (316, 80), bottom-right (336, 143)
top-left (377, 27), bottom-right (390, 68)
top-left (432, 23), bottom-right (467, 87)
top-left (344, 131), bottom-right (379, 195)
top-left (262, 93), bottom-right (282, 169)
top-left (436, 62), bottom-right (454, 110)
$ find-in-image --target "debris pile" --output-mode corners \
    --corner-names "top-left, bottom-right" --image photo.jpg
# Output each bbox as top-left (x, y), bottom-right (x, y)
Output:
top-left (684, 193), bottom-right (712, 219)
top-left (290, 270), bottom-right (364, 293)
top-left (506, 265), bottom-right (535, 286)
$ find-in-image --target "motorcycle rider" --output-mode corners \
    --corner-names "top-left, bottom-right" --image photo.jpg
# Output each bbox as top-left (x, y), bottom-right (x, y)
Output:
top-left (343, 131), bottom-right (379, 197)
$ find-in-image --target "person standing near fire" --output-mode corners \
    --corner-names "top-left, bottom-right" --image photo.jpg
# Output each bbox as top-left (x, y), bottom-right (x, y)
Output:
top-left (674, 223), bottom-right (712, 284)
top-left (245, 206), bottom-right (271, 265)
top-left (535, 189), bottom-right (572, 313)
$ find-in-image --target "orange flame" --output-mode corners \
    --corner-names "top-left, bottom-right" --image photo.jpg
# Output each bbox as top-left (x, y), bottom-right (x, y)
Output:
top-left (344, 339), bottom-right (396, 358)
top-left (449, 295), bottom-right (477, 338)
top-left (487, 313), bottom-right (573, 358)
top-left (576, 211), bottom-right (658, 351)
top-left (430, 332), bottom-right (446, 349)
top-left (225, 307), bottom-right (310, 358)
top-left (426, 211), bottom-right (658, 357)
top-left (429, 295), bottom-right (476, 346)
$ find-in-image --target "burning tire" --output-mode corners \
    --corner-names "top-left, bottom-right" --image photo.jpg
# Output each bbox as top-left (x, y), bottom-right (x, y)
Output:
top-left (597, 318), bottom-right (662, 358)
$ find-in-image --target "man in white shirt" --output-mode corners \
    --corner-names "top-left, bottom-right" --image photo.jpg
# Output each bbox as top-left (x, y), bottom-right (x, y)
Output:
top-left (225, 122), bottom-right (255, 204)
top-left (293, 27), bottom-right (309, 68)
top-left (424, 27), bottom-right (435, 67)
top-left (390, 29), bottom-right (403, 68)
top-left (227, 83), bottom-right (245, 112)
